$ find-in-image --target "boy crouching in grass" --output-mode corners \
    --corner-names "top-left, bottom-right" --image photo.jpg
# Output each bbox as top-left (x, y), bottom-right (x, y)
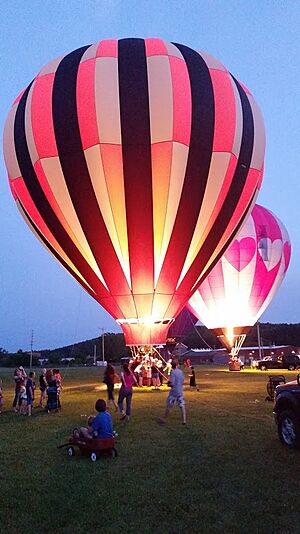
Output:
top-left (74, 399), bottom-right (113, 440)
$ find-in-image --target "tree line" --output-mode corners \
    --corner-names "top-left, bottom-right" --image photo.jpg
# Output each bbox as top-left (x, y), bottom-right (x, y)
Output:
top-left (1, 323), bottom-right (300, 367)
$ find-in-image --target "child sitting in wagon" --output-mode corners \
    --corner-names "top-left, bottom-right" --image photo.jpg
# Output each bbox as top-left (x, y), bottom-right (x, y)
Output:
top-left (74, 399), bottom-right (113, 441)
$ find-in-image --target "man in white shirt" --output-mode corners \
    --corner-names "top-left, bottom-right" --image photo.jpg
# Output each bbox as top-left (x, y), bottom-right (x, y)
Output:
top-left (158, 359), bottom-right (186, 425)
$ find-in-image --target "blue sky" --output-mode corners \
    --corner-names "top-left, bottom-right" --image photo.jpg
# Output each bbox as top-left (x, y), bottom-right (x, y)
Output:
top-left (1, 0), bottom-right (299, 352)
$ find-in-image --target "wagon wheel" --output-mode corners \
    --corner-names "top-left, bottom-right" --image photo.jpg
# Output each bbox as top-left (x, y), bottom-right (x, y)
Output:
top-left (67, 446), bottom-right (75, 457)
top-left (90, 452), bottom-right (97, 462)
top-left (72, 428), bottom-right (81, 440)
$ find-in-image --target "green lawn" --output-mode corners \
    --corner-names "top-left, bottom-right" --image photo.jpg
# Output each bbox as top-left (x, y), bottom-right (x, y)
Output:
top-left (0, 366), bottom-right (299, 534)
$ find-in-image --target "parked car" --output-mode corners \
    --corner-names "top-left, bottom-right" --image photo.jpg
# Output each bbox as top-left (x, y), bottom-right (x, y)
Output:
top-left (253, 354), bottom-right (300, 371)
top-left (273, 375), bottom-right (300, 449)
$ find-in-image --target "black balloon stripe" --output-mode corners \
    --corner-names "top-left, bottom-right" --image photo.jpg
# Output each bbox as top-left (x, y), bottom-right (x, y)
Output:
top-left (118, 38), bottom-right (154, 295)
top-left (13, 74), bottom-right (109, 298)
top-left (118, 38), bottom-right (152, 146)
top-left (194, 76), bottom-right (255, 273)
top-left (156, 42), bottom-right (215, 292)
top-left (52, 45), bottom-right (130, 295)
top-left (178, 82), bottom-right (256, 295)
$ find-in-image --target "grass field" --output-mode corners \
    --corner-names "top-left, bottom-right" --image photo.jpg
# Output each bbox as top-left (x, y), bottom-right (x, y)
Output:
top-left (1, 365), bottom-right (299, 534)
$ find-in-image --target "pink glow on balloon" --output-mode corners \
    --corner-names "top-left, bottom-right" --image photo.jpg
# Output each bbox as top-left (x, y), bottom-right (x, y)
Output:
top-left (188, 204), bottom-right (291, 330)
top-left (224, 237), bottom-right (256, 271)
top-left (283, 241), bottom-right (292, 273)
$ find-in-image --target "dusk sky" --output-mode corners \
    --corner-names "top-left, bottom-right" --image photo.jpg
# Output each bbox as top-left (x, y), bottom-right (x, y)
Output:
top-left (1, 1), bottom-right (299, 353)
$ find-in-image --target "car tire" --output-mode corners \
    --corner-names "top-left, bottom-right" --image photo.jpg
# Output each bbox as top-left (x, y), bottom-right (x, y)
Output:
top-left (260, 365), bottom-right (267, 371)
top-left (277, 409), bottom-right (300, 449)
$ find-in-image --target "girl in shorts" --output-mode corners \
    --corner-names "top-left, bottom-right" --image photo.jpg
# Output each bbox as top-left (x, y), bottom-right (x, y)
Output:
top-left (103, 364), bottom-right (119, 411)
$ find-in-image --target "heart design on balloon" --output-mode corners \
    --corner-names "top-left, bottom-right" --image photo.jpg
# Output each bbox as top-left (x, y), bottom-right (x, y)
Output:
top-left (257, 238), bottom-right (283, 271)
top-left (224, 237), bottom-right (256, 271)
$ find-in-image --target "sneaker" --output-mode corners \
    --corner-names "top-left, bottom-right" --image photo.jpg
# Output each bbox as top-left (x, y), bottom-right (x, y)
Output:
top-left (120, 414), bottom-right (126, 421)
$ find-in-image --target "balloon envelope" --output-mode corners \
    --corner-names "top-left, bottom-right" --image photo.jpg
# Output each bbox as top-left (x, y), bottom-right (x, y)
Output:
top-left (188, 204), bottom-right (291, 350)
top-left (167, 307), bottom-right (198, 340)
top-left (3, 38), bottom-right (265, 345)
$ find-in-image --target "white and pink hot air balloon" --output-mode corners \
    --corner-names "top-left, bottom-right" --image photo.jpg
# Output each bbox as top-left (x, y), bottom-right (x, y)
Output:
top-left (188, 204), bottom-right (291, 355)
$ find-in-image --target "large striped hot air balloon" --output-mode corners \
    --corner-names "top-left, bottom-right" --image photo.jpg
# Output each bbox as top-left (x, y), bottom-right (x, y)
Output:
top-left (3, 38), bottom-right (265, 346)
top-left (188, 204), bottom-right (291, 355)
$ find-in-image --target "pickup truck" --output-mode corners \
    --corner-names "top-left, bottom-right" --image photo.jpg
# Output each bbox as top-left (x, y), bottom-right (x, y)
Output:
top-left (253, 354), bottom-right (300, 371)
top-left (274, 375), bottom-right (300, 449)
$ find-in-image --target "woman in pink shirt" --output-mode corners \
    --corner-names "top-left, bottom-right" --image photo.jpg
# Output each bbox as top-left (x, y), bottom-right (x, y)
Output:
top-left (118, 363), bottom-right (137, 422)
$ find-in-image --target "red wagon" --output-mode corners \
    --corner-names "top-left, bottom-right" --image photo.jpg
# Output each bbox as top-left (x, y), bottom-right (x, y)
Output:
top-left (59, 434), bottom-right (117, 462)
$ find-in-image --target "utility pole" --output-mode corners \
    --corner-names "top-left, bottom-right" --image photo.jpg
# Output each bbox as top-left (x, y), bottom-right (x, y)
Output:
top-left (257, 322), bottom-right (262, 360)
top-left (93, 344), bottom-right (97, 366)
top-left (102, 327), bottom-right (105, 363)
top-left (98, 327), bottom-right (106, 365)
top-left (30, 330), bottom-right (34, 370)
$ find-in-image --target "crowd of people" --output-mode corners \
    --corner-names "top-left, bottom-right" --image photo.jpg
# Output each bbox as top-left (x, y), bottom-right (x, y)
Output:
top-left (76, 355), bottom-right (196, 440)
top-left (129, 353), bottom-right (166, 388)
top-left (76, 356), bottom-right (193, 441)
top-left (0, 356), bottom-right (199, 440)
top-left (8, 366), bottom-right (63, 416)
top-left (101, 355), bottom-right (199, 427)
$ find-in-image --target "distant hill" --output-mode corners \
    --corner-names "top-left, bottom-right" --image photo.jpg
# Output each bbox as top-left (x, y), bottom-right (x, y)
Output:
top-left (41, 322), bottom-right (300, 362)
top-left (40, 332), bottom-right (130, 364)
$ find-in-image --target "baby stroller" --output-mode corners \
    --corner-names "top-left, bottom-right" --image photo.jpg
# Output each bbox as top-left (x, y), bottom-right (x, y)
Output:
top-left (46, 380), bottom-right (61, 412)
